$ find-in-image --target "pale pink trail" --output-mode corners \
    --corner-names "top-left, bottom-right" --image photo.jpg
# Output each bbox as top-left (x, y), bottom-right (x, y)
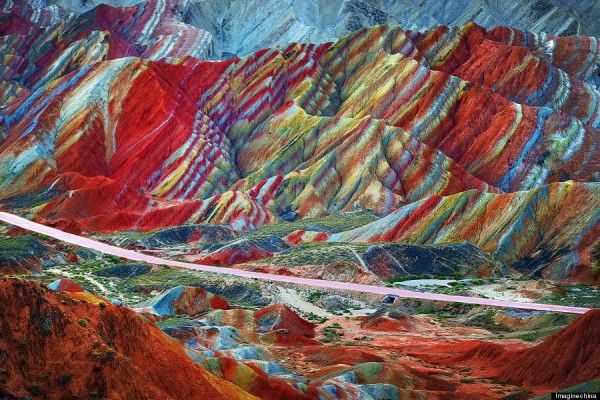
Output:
top-left (0, 211), bottom-right (591, 314)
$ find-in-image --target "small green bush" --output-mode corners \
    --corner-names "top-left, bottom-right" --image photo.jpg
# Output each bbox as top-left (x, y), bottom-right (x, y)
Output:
top-left (591, 241), bottom-right (600, 270)
top-left (307, 291), bottom-right (323, 302)
top-left (521, 334), bottom-right (537, 342)
top-left (41, 323), bottom-right (52, 336)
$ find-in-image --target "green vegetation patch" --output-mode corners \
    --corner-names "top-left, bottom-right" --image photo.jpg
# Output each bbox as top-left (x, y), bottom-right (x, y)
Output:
top-left (258, 242), bottom-right (374, 267)
top-left (0, 235), bottom-right (47, 259)
top-left (543, 284), bottom-right (600, 308)
top-left (245, 211), bottom-right (378, 241)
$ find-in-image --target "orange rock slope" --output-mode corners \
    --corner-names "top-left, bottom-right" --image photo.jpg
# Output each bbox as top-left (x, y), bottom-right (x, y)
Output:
top-left (493, 309), bottom-right (600, 390)
top-left (410, 309), bottom-right (600, 394)
top-left (0, 278), bottom-right (254, 400)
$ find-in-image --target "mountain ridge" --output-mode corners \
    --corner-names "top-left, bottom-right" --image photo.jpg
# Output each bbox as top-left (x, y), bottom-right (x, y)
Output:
top-left (1, 0), bottom-right (599, 281)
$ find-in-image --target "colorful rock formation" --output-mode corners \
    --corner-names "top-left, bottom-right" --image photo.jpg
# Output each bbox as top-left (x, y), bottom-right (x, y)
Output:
top-left (2, 1), bottom-right (599, 399)
top-left (135, 285), bottom-right (230, 317)
top-left (328, 182), bottom-right (600, 283)
top-left (2, 0), bottom-right (599, 280)
top-left (420, 309), bottom-right (600, 392)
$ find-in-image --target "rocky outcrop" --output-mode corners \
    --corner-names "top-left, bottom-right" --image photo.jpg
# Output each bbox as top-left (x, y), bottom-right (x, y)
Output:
top-left (135, 285), bottom-right (230, 317)
top-left (0, 234), bottom-right (47, 274)
top-left (31, 0), bottom-right (600, 58)
top-left (330, 183), bottom-right (600, 283)
top-left (0, 278), bottom-right (253, 399)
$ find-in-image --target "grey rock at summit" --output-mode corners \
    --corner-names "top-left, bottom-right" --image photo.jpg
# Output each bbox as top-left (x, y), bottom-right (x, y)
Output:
top-left (20, 0), bottom-right (600, 59)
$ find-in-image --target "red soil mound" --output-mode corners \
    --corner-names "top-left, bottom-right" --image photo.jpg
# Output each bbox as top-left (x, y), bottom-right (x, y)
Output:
top-left (49, 278), bottom-right (85, 292)
top-left (0, 278), bottom-right (253, 400)
top-left (494, 309), bottom-right (600, 390)
top-left (196, 240), bottom-right (273, 266)
top-left (363, 316), bottom-right (415, 332)
top-left (254, 305), bottom-right (316, 339)
top-left (362, 311), bottom-right (416, 332)
top-left (451, 341), bottom-right (506, 363)
top-left (262, 328), bottom-right (322, 346)
top-left (434, 310), bottom-right (600, 392)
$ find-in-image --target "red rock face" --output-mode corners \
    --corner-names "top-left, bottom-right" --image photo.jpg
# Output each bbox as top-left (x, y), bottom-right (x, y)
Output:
top-left (388, 310), bottom-right (600, 395)
top-left (135, 285), bottom-right (231, 317)
top-left (363, 316), bottom-right (415, 332)
top-left (48, 278), bottom-right (85, 292)
top-left (492, 310), bottom-right (600, 389)
top-left (254, 304), bottom-right (317, 341)
top-left (0, 278), bottom-right (252, 399)
top-left (169, 286), bottom-right (231, 315)
top-left (195, 239), bottom-right (274, 266)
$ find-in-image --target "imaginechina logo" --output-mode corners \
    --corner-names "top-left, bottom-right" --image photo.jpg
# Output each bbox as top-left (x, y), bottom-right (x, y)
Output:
top-left (552, 394), bottom-right (599, 400)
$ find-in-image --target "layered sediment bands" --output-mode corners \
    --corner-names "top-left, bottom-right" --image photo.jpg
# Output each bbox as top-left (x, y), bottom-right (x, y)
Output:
top-left (0, 0), bottom-right (213, 89)
top-left (443, 310), bottom-right (600, 391)
top-left (329, 182), bottom-right (600, 283)
top-left (322, 26), bottom-right (600, 191)
top-left (410, 24), bottom-right (600, 124)
top-left (237, 103), bottom-right (497, 217)
top-left (1, 1), bottom-right (599, 276)
top-left (493, 310), bottom-right (600, 390)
